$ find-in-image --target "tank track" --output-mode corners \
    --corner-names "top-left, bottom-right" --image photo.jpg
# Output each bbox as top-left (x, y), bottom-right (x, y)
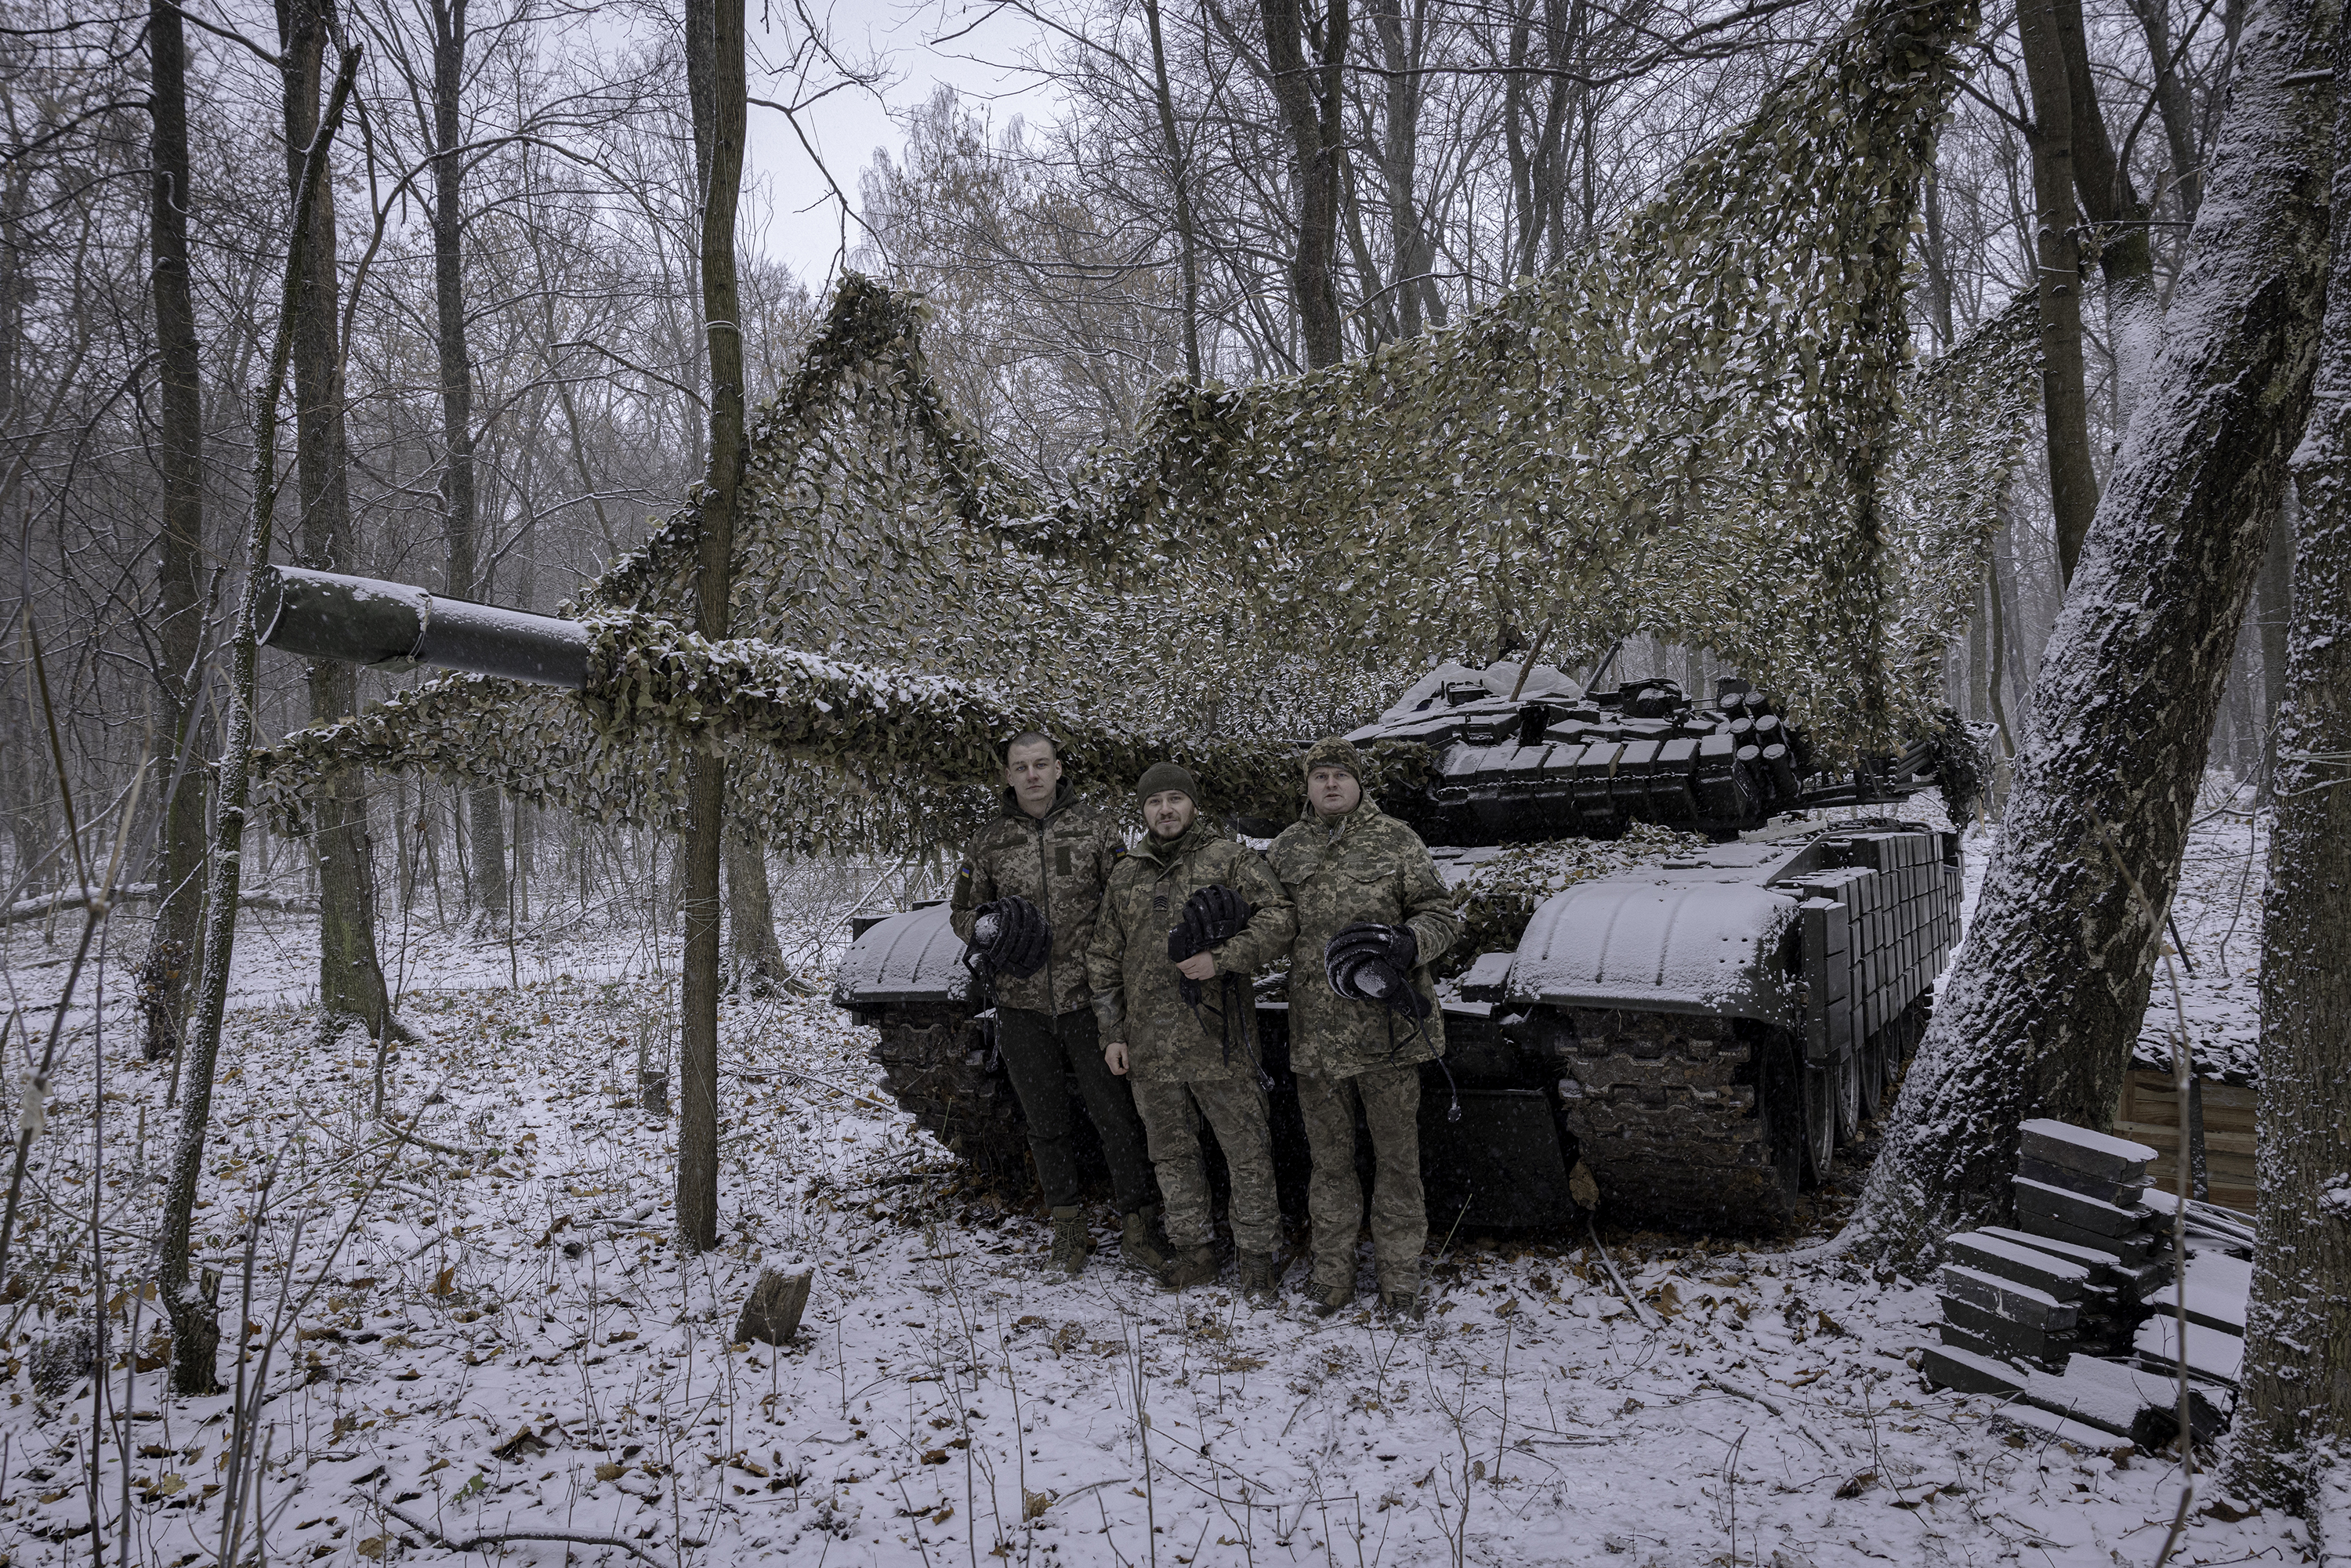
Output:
top-left (868, 1005), bottom-right (1034, 1184)
top-left (1556, 1009), bottom-right (1802, 1233)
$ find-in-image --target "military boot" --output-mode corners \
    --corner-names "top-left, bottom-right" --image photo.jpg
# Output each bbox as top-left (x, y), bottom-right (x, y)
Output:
top-left (1119, 1206), bottom-right (1172, 1276)
top-left (1378, 1280), bottom-right (1425, 1322)
top-left (1049, 1207), bottom-right (1088, 1278)
top-left (1238, 1252), bottom-right (1280, 1305)
top-left (1161, 1244), bottom-right (1219, 1291)
top-left (1307, 1281), bottom-right (1353, 1318)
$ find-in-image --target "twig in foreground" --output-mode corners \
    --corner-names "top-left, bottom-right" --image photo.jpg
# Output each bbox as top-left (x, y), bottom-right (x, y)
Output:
top-left (382, 1503), bottom-right (665, 1566)
top-left (1701, 1373), bottom-right (1838, 1456)
top-left (1587, 1218), bottom-right (1662, 1331)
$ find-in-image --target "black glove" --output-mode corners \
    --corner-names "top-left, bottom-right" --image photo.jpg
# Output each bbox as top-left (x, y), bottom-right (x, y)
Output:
top-left (1168, 884), bottom-right (1251, 963)
top-left (971, 896), bottom-right (1051, 980)
top-left (1325, 922), bottom-right (1429, 1017)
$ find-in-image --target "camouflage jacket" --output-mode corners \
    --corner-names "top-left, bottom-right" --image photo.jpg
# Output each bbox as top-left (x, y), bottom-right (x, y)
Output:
top-left (1267, 798), bottom-right (1460, 1077)
top-left (1085, 818), bottom-right (1295, 1083)
top-left (950, 781), bottom-right (1128, 1016)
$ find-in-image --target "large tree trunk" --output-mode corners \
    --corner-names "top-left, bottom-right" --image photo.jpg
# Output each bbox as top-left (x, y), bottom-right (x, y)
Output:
top-left (1257, 0), bottom-right (1349, 368)
top-left (1851, 0), bottom-right (2338, 1262)
top-left (140, 0), bottom-right (206, 1064)
top-left (423, 0), bottom-right (507, 921)
top-left (723, 829), bottom-right (784, 983)
top-left (280, 0), bottom-right (393, 1037)
top-left (2016, 0), bottom-right (2101, 585)
top-left (164, 47), bottom-right (357, 1394)
top-left (679, 0), bottom-right (745, 1254)
top-left (2229, 112), bottom-right (2351, 1520)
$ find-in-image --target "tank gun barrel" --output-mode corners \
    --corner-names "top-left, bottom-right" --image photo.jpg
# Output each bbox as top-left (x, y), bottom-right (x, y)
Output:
top-left (257, 564), bottom-right (591, 688)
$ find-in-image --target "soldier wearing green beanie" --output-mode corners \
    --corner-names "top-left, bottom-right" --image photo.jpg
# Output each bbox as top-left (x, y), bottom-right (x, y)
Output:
top-left (1087, 762), bottom-right (1295, 1301)
top-left (1268, 735), bottom-right (1459, 1320)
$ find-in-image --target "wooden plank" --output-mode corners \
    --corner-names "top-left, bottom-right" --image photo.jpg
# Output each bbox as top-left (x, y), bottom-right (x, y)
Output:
top-left (2115, 1070), bottom-right (2262, 1219)
top-left (2123, 1124), bottom-right (2258, 1158)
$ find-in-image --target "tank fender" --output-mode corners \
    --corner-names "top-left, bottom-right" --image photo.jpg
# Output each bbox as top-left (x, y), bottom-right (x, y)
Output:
top-left (830, 902), bottom-right (976, 1012)
top-left (1508, 878), bottom-right (1802, 1027)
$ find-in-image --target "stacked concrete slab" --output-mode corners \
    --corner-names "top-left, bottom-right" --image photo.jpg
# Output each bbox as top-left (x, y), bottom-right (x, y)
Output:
top-left (1921, 1121), bottom-right (2170, 1372)
top-left (1919, 1117), bottom-right (2250, 1449)
top-left (2012, 1119), bottom-right (2175, 1302)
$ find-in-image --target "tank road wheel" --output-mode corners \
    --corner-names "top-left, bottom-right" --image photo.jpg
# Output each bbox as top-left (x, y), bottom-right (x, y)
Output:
top-left (1755, 1029), bottom-right (1806, 1211)
top-left (1801, 1060), bottom-right (1836, 1185)
top-left (869, 1009), bottom-right (1034, 1186)
top-left (1832, 1049), bottom-right (1862, 1147)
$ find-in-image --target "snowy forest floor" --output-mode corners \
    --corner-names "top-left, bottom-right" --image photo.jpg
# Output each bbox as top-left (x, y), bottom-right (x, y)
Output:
top-left (0, 794), bottom-right (2303, 1568)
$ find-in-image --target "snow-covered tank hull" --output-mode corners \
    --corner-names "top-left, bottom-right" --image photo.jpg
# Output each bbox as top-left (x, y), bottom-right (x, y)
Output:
top-left (836, 664), bottom-right (1969, 1234)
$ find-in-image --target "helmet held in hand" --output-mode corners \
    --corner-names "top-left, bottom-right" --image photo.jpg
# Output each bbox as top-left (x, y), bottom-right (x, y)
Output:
top-left (973, 895), bottom-right (1052, 979)
top-left (1168, 884), bottom-right (1251, 962)
top-left (1324, 922), bottom-right (1429, 1018)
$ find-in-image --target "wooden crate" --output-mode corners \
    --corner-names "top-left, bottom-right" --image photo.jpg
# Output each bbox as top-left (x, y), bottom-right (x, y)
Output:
top-left (2113, 1068), bottom-right (2258, 1217)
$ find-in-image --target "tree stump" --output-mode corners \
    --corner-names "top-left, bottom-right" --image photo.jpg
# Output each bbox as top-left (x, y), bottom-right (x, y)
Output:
top-left (734, 1267), bottom-right (812, 1345)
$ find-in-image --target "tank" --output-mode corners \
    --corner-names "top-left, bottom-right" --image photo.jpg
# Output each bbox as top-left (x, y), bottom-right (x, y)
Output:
top-left (835, 660), bottom-right (1969, 1233)
top-left (250, 568), bottom-right (1968, 1233)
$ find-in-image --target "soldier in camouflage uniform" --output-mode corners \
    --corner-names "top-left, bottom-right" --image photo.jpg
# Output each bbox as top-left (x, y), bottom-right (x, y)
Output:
top-left (951, 732), bottom-right (1166, 1279)
top-left (1268, 737), bottom-right (1460, 1320)
top-left (1087, 762), bottom-right (1295, 1300)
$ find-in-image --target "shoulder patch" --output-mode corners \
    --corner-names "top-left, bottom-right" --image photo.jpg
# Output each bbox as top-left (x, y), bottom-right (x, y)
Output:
top-left (952, 864), bottom-right (975, 900)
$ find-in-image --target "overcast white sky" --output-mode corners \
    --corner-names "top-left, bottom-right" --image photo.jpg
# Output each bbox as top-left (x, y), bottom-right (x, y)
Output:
top-left (739, 0), bottom-right (1070, 285)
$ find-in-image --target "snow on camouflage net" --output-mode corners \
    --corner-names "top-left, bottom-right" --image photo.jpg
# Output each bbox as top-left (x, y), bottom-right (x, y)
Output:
top-left (255, 0), bottom-right (2034, 853)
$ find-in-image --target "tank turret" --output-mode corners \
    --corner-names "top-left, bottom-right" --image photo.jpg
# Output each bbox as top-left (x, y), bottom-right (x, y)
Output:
top-left (1349, 658), bottom-right (1955, 844)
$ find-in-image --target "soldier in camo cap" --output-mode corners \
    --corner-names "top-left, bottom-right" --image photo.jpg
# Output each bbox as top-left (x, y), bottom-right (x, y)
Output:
top-left (1087, 761), bottom-right (1295, 1302)
top-left (1267, 737), bottom-right (1460, 1320)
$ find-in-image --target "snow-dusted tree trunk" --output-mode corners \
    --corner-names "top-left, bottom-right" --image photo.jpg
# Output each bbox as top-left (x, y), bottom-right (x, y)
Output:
top-left (677, 0), bottom-right (745, 1254)
top-left (723, 827), bottom-right (784, 983)
top-left (1853, 0), bottom-right (2339, 1262)
top-left (2228, 89), bottom-right (2351, 1527)
top-left (163, 49), bottom-right (358, 1393)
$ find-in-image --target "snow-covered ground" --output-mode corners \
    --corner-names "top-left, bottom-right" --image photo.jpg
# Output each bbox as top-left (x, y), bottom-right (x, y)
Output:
top-left (0, 804), bottom-right (2298, 1566)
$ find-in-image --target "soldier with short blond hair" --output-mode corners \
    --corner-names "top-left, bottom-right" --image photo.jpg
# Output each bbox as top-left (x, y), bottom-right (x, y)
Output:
top-left (951, 731), bottom-right (1164, 1278)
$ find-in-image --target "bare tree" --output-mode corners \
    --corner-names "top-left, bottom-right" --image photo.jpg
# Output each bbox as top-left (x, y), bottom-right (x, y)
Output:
top-left (2230, 90), bottom-right (2351, 1515)
top-left (279, 0), bottom-right (395, 1037)
top-left (139, 0), bottom-right (208, 1063)
top-left (1250, 0), bottom-right (1350, 368)
top-left (678, 0), bottom-right (747, 1253)
top-left (1853, 0), bottom-right (2337, 1258)
top-left (2016, 0), bottom-right (2099, 583)
top-left (164, 45), bottom-right (363, 1392)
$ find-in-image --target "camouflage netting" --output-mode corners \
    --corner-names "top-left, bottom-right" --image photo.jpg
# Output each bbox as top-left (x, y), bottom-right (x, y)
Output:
top-left (258, 617), bottom-right (1308, 850)
top-left (257, 0), bottom-right (2034, 854)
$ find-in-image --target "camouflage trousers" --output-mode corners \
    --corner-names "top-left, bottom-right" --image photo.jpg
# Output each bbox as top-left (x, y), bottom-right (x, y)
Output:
top-left (1128, 1077), bottom-right (1281, 1256)
top-left (1296, 1065), bottom-right (1425, 1293)
top-left (995, 1006), bottom-right (1158, 1216)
